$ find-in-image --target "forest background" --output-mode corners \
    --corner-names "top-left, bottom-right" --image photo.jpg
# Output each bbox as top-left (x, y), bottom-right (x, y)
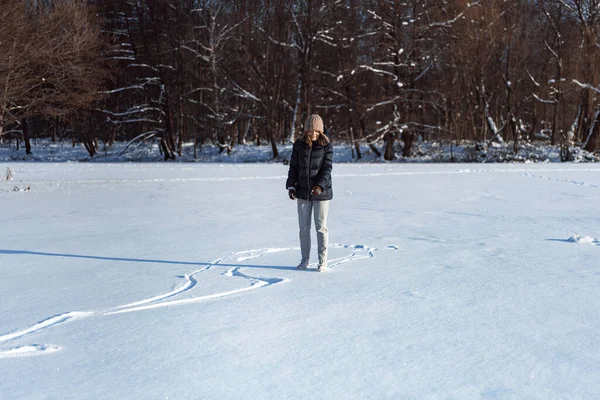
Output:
top-left (2, 0), bottom-right (600, 162)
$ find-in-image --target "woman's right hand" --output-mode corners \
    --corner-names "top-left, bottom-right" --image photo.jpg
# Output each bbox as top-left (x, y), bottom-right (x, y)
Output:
top-left (288, 190), bottom-right (296, 200)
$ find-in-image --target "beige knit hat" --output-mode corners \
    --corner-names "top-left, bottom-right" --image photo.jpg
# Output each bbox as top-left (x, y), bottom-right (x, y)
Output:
top-left (304, 114), bottom-right (324, 133)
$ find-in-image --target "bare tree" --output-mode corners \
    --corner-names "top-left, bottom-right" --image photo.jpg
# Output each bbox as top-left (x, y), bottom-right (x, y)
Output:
top-left (4, 0), bottom-right (593, 160)
top-left (0, 0), bottom-right (108, 155)
top-left (557, 0), bottom-right (600, 152)
top-left (534, 1), bottom-right (569, 150)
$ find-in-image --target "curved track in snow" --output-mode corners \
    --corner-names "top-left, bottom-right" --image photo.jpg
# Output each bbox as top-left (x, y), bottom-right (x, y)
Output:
top-left (0, 312), bottom-right (94, 345)
top-left (113, 268), bottom-right (205, 310)
top-left (0, 244), bottom-right (375, 358)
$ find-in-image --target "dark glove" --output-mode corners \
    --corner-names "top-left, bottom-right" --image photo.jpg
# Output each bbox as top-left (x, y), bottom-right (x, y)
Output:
top-left (288, 190), bottom-right (296, 200)
top-left (311, 186), bottom-right (323, 195)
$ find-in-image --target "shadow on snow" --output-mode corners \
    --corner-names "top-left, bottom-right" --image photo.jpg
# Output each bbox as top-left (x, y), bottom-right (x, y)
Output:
top-left (0, 249), bottom-right (298, 271)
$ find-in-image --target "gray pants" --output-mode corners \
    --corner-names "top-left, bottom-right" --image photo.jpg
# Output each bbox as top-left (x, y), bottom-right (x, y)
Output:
top-left (297, 199), bottom-right (330, 264)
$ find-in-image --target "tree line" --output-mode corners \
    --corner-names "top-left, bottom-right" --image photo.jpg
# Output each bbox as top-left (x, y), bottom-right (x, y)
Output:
top-left (2, 0), bottom-right (600, 160)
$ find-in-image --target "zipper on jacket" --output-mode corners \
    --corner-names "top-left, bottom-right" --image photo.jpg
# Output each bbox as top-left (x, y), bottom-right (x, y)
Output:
top-left (307, 145), bottom-right (312, 201)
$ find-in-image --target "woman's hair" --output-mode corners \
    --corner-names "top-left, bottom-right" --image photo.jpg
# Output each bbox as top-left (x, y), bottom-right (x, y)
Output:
top-left (304, 131), bottom-right (330, 148)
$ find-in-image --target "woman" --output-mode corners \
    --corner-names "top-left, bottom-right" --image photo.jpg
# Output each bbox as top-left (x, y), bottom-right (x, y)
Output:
top-left (286, 114), bottom-right (333, 272)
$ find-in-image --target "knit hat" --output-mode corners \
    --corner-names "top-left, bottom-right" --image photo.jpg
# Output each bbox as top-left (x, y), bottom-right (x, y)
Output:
top-left (304, 114), bottom-right (324, 133)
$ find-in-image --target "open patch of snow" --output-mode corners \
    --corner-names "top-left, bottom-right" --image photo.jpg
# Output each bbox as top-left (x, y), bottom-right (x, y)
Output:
top-left (1, 163), bottom-right (599, 398)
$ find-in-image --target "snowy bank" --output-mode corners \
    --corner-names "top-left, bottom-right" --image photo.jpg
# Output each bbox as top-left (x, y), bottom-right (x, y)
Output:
top-left (0, 139), bottom-right (598, 163)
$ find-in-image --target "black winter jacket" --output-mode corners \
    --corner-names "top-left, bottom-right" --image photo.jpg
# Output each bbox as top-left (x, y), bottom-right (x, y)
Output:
top-left (286, 139), bottom-right (333, 201)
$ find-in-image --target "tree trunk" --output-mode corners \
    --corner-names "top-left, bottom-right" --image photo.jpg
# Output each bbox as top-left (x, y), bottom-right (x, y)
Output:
top-left (53, 117), bottom-right (59, 143)
top-left (161, 97), bottom-right (176, 160)
top-left (193, 130), bottom-right (198, 159)
top-left (362, 118), bottom-right (381, 157)
top-left (177, 98), bottom-right (183, 157)
top-left (384, 131), bottom-right (395, 160)
top-left (81, 121), bottom-right (97, 158)
top-left (237, 119), bottom-right (244, 145)
top-left (575, 89), bottom-right (592, 144)
top-left (108, 124), bottom-right (117, 147)
top-left (345, 82), bottom-right (362, 159)
top-left (551, 102), bottom-right (558, 146)
top-left (577, 27), bottom-right (598, 143)
top-left (584, 111), bottom-right (600, 152)
top-left (349, 125), bottom-right (359, 159)
top-left (255, 120), bottom-right (261, 146)
top-left (22, 118), bottom-right (32, 155)
top-left (551, 27), bottom-right (562, 146)
top-left (269, 127), bottom-right (279, 159)
top-left (160, 136), bottom-right (175, 160)
top-left (402, 131), bottom-right (415, 157)
top-left (289, 75), bottom-right (303, 143)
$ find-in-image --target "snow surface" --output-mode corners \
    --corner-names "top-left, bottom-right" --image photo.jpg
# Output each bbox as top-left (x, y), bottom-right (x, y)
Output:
top-left (1, 162), bottom-right (600, 399)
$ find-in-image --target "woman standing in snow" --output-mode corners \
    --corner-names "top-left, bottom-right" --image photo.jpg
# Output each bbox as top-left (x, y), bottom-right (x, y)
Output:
top-left (286, 114), bottom-right (333, 272)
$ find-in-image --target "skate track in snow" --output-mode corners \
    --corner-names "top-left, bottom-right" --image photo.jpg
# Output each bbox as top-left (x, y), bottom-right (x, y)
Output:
top-left (0, 244), bottom-right (377, 358)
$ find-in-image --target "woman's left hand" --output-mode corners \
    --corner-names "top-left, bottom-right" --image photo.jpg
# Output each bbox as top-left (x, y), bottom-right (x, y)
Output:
top-left (311, 186), bottom-right (323, 195)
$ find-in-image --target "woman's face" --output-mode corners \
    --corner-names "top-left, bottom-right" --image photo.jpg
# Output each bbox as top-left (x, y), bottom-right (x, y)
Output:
top-left (306, 130), bottom-right (319, 141)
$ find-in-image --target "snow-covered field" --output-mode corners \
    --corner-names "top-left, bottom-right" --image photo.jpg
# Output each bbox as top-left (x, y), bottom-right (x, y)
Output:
top-left (1, 162), bottom-right (599, 399)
